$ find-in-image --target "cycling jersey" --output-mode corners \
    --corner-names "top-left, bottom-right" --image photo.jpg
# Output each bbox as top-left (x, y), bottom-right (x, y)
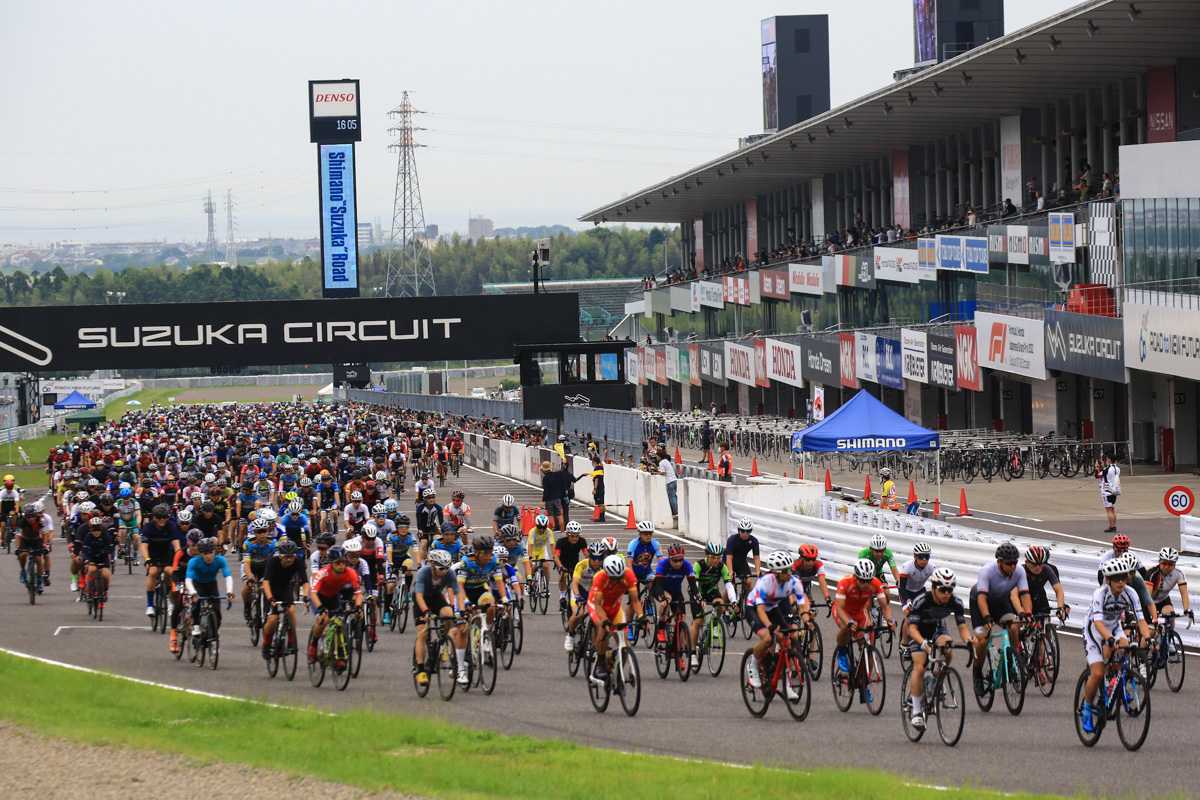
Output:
top-left (243, 538), bottom-right (276, 568)
top-left (276, 512), bottom-right (310, 549)
top-left (527, 525), bottom-right (552, 550)
top-left (343, 503), bottom-right (370, 525)
top-left (791, 558), bottom-right (827, 596)
top-left (386, 532), bottom-right (418, 563)
top-left (415, 503), bottom-right (443, 534)
top-left (456, 555), bottom-right (502, 588)
top-left (317, 482), bottom-right (340, 509)
top-left (1026, 564), bottom-right (1062, 612)
top-left (836, 574), bottom-right (886, 619)
top-left (78, 531), bottom-right (115, 564)
top-left (444, 502), bottom-right (470, 530)
top-left (572, 559), bottom-right (599, 596)
top-left (263, 554), bottom-right (306, 604)
top-left (312, 564), bottom-right (362, 599)
top-left (907, 592), bottom-right (967, 637)
top-left (747, 572), bottom-right (805, 611)
top-left (972, 561), bottom-right (1029, 602)
top-left (1087, 583), bottom-right (1143, 634)
top-left (898, 558), bottom-right (936, 603)
top-left (186, 554), bottom-right (232, 585)
top-left (494, 504), bottom-right (520, 529)
top-left (695, 560), bottom-right (731, 596)
top-left (587, 568), bottom-right (637, 615)
top-left (857, 547), bottom-right (897, 581)
top-left (431, 538), bottom-right (462, 561)
top-left (114, 498), bottom-right (138, 523)
top-left (626, 537), bottom-right (662, 576)
top-left (502, 541), bottom-right (527, 566)
top-left (1147, 565), bottom-right (1187, 606)
top-left (412, 563), bottom-right (456, 599)
top-left (554, 536), bottom-right (587, 572)
top-left (653, 556), bottom-right (697, 594)
top-left (725, 533), bottom-right (760, 570)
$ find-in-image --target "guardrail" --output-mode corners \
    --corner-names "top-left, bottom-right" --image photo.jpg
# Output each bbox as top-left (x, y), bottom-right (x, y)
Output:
top-left (340, 388), bottom-right (533, 422)
top-left (714, 498), bottom-right (1200, 648)
top-left (562, 405), bottom-right (641, 451)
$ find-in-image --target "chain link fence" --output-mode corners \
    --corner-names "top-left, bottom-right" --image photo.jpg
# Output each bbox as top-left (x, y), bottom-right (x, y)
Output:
top-left (340, 389), bottom-right (534, 422)
top-left (562, 405), bottom-right (641, 450)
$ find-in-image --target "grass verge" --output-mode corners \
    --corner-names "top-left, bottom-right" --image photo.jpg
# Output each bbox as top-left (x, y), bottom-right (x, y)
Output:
top-left (0, 651), bottom-right (1055, 800)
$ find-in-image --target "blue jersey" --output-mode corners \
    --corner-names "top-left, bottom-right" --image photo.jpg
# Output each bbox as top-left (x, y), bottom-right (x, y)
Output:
top-left (186, 554), bottom-right (231, 584)
top-left (627, 537), bottom-right (662, 576)
top-left (432, 538), bottom-right (462, 561)
top-left (387, 532), bottom-right (417, 560)
top-left (242, 538), bottom-right (276, 568)
top-left (654, 556), bottom-right (695, 591)
top-left (456, 555), bottom-right (501, 588)
top-left (503, 541), bottom-right (527, 566)
top-left (276, 512), bottom-right (310, 546)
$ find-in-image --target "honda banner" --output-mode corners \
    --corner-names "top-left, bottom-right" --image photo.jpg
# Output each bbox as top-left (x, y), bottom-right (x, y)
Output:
top-left (1124, 303), bottom-right (1200, 381)
top-left (954, 325), bottom-right (981, 391)
top-left (759, 270), bottom-right (790, 300)
top-left (655, 348), bottom-right (668, 386)
top-left (788, 261), bottom-right (826, 296)
top-left (688, 344), bottom-right (701, 386)
top-left (856, 332), bottom-right (877, 384)
top-left (929, 333), bottom-right (957, 391)
top-left (765, 338), bottom-right (803, 388)
top-left (801, 338), bottom-right (839, 386)
top-left (874, 246), bottom-right (935, 284)
top-left (724, 341), bottom-right (755, 386)
top-left (1044, 310), bottom-right (1125, 383)
top-left (976, 312), bottom-right (1048, 379)
top-left (839, 333), bottom-right (858, 388)
top-left (697, 281), bottom-right (725, 309)
top-left (901, 328), bottom-right (928, 384)
top-left (876, 337), bottom-right (903, 390)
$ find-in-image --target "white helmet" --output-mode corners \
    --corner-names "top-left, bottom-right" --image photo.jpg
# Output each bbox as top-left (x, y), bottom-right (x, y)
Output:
top-left (176, 509), bottom-right (193, 524)
top-left (869, 534), bottom-right (887, 550)
top-left (501, 494), bottom-right (516, 507)
top-left (853, 558), bottom-right (876, 580)
top-left (422, 488), bottom-right (436, 499)
top-left (1159, 547), bottom-right (1180, 563)
top-left (428, 549), bottom-right (453, 569)
top-left (636, 520), bottom-right (655, 534)
top-left (344, 539), bottom-right (363, 554)
top-left (350, 490), bottom-right (363, 502)
top-left (565, 521), bottom-right (582, 534)
top-left (1100, 558), bottom-right (1128, 577)
top-left (361, 522), bottom-right (378, 539)
top-left (765, 551), bottom-right (793, 572)
top-left (371, 503), bottom-right (386, 516)
top-left (258, 508), bottom-right (278, 523)
top-left (737, 517), bottom-right (754, 532)
top-left (602, 554), bottom-right (626, 577)
top-left (494, 545), bottom-right (509, 560)
top-left (930, 567), bottom-right (957, 588)
top-left (288, 499), bottom-right (303, 514)
top-left (913, 541), bottom-right (932, 556)
top-left (204, 472), bottom-right (216, 483)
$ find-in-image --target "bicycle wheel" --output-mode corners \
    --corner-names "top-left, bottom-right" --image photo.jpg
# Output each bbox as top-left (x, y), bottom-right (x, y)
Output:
top-left (204, 616), bottom-right (219, 671)
top-left (512, 605), bottom-right (524, 655)
top-left (1034, 633), bottom-right (1057, 698)
top-left (332, 630), bottom-right (352, 691)
top-left (560, 603), bottom-right (570, 632)
top-left (282, 616), bottom-right (297, 681)
top-left (1072, 669), bottom-right (1100, 746)
top-left (173, 618), bottom-right (186, 661)
top-left (864, 645), bottom-right (887, 715)
top-left (783, 655), bottom-right (811, 721)
top-left (349, 616), bottom-right (364, 678)
top-left (155, 584), bottom-right (167, 634)
top-left (499, 615), bottom-right (515, 671)
top-left (936, 668), bottom-right (966, 746)
top-left (1166, 631), bottom-right (1186, 693)
top-left (267, 627), bottom-right (280, 678)
top-left (740, 650), bottom-right (770, 717)
top-left (674, 622), bottom-right (692, 682)
top-left (308, 634), bottom-right (326, 687)
top-left (1117, 662), bottom-right (1151, 751)
top-left (249, 595), bottom-right (261, 647)
top-left (900, 666), bottom-right (924, 742)
top-left (806, 624), bottom-right (823, 681)
top-left (616, 646), bottom-right (641, 717)
top-left (397, 586), bottom-right (411, 633)
top-left (477, 628), bottom-right (497, 695)
top-left (706, 616), bottom-right (726, 677)
top-left (879, 624), bottom-right (894, 659)
top-left (365, 602), bottom-right (377, 653)
top-left (975, 652), bottom-right (995, 712)
top-left (831, 652), bottom-right (853, 712)
top-left (586, 649), bottom-right (610, 713)
top-left (653, 628), bottom-right (671, 679)
top-left (1001, 648), bottom-right (1025, 715)
top-left (436, 639), bottom-right (457, 701)
top-left (188, 619), bottom-right (201, 664)
top-left (567, 627), bottom-right (584, 677)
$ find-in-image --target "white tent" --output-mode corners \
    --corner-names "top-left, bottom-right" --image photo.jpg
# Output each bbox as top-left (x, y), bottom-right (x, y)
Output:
top-left (317, 383), bottom-right (334, 397)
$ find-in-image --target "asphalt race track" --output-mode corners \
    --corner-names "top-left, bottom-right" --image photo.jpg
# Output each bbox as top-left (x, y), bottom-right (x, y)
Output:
top-left (3, 464), bottom-right (1194, 798)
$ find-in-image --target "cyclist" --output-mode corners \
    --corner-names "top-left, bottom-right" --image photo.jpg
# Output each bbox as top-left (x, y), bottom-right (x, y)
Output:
top-left (184, 537), bottom-right (235, 637)
top-left (277, 499), bottom-right (310, 553)
top-left (1147, 547), bottom-right (1191, 622)
top-left (0, 475), bottom-right (20, 544)
top-left (168, 530), bottom-right (203, 653)
top-left (566, 540), bottom-right (608, 651)
top-left (906, 567), bottom-right (973, 730)
top-left (724, 517), bottom-right (761, 608)
top-left (371, 504), bottom-right (395, 539)
top-left (970, 543), bottom-right (1032, 695)
top-left (260, 538), bottom-right (310, 661)
top-left (315, 472), bottom-right (340, 534)
top-left (587, 554), bottom-right (644, 681)
top-left (140, 504), bottom-right (182, 617)
top-left (1022, 545), bottom-right (1070, 623)
top-left (744, 551), bottom-right (811, 692)
top-left (497, 523), bottom-right (528, 604)
top-left (859, 533), bottom-right (901, 601)
top-left (431, 525), bottom-right (463, 562)
top-left (310, 531), bottom-right (336, 573)
top-left (445, 490), bottom-right (471, 543)
top-left (79, 516), bottom-right (116, 605)
top-left (1080, 558), bottom-right (1152, 733)
top-left (492, 494), bottom-right (520, 536)
top-left (384, 515), bottom-right (418, 625)
top-left (252, 471), bottom-right (274, 509)
top-left (354, 521), bottom-right (388, 602)
top-left (342, 490), bottom-right (370, 535)
top-left (879, 467), bottom-right (899, 510)
top-left (526, 512), bottom-right (554, 585)
top-left (691, 541), bottom-right (735, 648)
top-left (15, 503), bottom-right (52, 594)
top-left (553, 521), bottom-right (587, 611)
top-left (415, 488), bottom-right (443, 560)
top-left (308, 545), bottom-right (364, 663)
top-left (897, 541), bottom-right (936, 651)
top-left (792, 543), bottom-right (832, 610)
top-left (455, 533), bottom-right (507, 628)
top-left (1098, 534), bottom-right (1149, 580)
top-left (650, 542), bottom-right (704, 666)
top-left (235, 480), bottom-right (258, 544)
top-left (833, 558), bottom-right (895, 675)
top-left (114, 487), bottom-right (140, 565)
top-left (412, 548), bottom-right (467, 687)
top-left (241, 518), bottom-right (276, 623)
top-left (413, 472), bottom-right (436, 512)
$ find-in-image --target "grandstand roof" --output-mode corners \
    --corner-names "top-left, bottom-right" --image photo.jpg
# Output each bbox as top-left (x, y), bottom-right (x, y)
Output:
top-left (580, 0), bottom-right (1200, 225)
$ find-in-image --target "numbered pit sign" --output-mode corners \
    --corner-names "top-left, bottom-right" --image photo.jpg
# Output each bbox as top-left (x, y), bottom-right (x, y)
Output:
top-left (1165, 486), bottom-right (1195, 516)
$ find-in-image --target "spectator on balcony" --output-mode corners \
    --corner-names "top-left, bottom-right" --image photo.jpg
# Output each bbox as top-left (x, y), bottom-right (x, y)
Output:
top-left (1101, 173), bottom-right (1113, 199)
top-left (1036, 191), bottom-right (1045, 212)
top-left (966, 207), bottom-right (979, 226)
top-left (1001, 198), bottom-right (1017, 218)
top-left (1026, 176), bottom-right (1039, 205)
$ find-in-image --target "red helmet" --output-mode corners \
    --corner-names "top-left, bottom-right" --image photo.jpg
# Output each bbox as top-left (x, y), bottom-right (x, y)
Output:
top-left (1112, 534), bottom-right (1130, 550)
top-left (798, 543), bottom-right (819, 560)
top-left (667, 543), bottom-right (686, 558)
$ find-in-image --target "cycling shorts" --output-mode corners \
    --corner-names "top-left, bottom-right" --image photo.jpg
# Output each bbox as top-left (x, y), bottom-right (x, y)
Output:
top-left (145, 541), bottom-right (175, 566)
top-left (414, 589), bottom-right (450, 625)
top-left (968, 592), bottom-right (1017, 633)
top-left (528, 546), bottom-right (547, 562)
top-left (16, 536), bottom-right (45, 555)
top-left (463, 584), bottom-right (494, 606)
top-left (0, 500), bottom-right (15, 515)
top-left (659, 587), bottom-right (701, 618)
top-left (752, 605), bottom-right (792, 634)
top-left (588, 602), bottom-right (625, 628)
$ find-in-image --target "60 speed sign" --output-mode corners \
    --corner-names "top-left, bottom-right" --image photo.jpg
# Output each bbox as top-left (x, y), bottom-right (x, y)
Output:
top-left (1165, 486), bottom-right (1195, 516)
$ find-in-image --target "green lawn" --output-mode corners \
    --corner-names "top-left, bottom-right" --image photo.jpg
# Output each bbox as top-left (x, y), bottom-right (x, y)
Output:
top-left (0, 651), bottom-right (1060, 800)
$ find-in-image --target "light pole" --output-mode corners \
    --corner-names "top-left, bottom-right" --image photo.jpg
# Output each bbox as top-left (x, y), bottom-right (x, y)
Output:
top-left (0, 377), bottom-right (14, 467)
top-left (105, 291), bottom-right (126, 304)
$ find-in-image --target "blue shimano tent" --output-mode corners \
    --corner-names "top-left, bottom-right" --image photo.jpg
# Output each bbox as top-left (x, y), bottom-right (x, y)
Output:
top-left (53, 390), bottom-right (97, 410)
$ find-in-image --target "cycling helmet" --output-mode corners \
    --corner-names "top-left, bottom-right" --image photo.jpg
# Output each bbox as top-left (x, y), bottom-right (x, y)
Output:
top-left (276, 539), bottom-right (299, 556)
top-left (798, 543), bottom-right (819, 560)
top-left (251, 517), bottom-right (271, 531)
top-left (869, 534), bottom-right (888, 550)
top-left (186, 529), bottom-right (203, 545)
top-left (1118, 552), bottom-right (1140, 573)
top-left (1112, 534), bottom-right (1131, 550)
top-left (421, 489), bottom-right (435, 499)
top-left (762, 551), bottom-right (791, 572)
top-left (98, 492), bottom-right (114, 505)
top-left (361, 522), bottom-right (378, 539)
top-left (87, 478), bottom-right (100, 488)
top-left (705, 541), bottom-right (725, 557)
top-left (1100, 558), bottom-right (1128, 578)
top-left (879, 467), bottom-right (892, 478)
top-left (140, 478), bottom-right (153, 487)
top-left (350, 490), bottom-right (364, 502)
top-left (151, 504), bottom-right (170, 519)
top-left (384, 499), bottom-right (398, 513)
top-left (493, 545), bottom-right (509, 561)
top-left (601, 536), bottom-right (618, 554)
top-left (499, 523), bottom-right (519, 539)
top-left (913, 541), bottom-right (932, 557)
top-left (198, 500), bottom-right (214, 513)
top-left (371, 503), bottom-right (386, 516)
top-left (930, 567), bottom-right (957, 588)
top-left (177, 509), bottom-right (193, 524)
top-left (471, 533), bottom-right (494, 550)
top-left (76, 490), bottom-right (90, 502)
top-left (258, 508), bottom-right (277, 523)
top-left (299, 477), bottom-right (312, 487)
top-left (216, 478), bottom-right (228, 488)
top-left (1159, 546), bottom-right (1180, 563)
top-left (396, 514), bottom-right (410, 526)
top-left (78, 501), bottom-right (96, 515)
top-left (667, 543), bottom-right (686, 557)
top-left (452, 490), bottom-right (465, 501)
top-left (344, 539), bottom-right (363, 554)
top-left (636, 520), bottom-right (655, 534)
top-left (428, 549), bottom-right (453, 569)
top-left (316, 532), bottom-right (336, 547)
top-left (375, 470), bottom-right (388, 482)
top-left (737, 517), bottom-right (754, 532)
top-left (1024, 545), bottom-right (1049, 565)
top-left (289, 499), bottom-right (304, 514)
top-left (88, 516), bottom-right (103, 528)
top-left (119, 487), bottom-right (132, 498)
top-left (995, 543), bottom-right (1019, 561)
top-left (501, 494), bottom-right (515, 507)
top-left (565, 521), bottom-right (582, 535)
top-left (853, 558), bottom-right (876, 580)
top-left (327, 546), bottom-right (347, 561)
top-left (535, 514), bottom-right (550, 528)
top-left (587, 541), bottom-right (608, 558)
top-left (204, 473), bottom-right (216, 483)
top-left (196, 538), bottom-right (217, 554)
top-left (602, 554), bottom-right (626, 577)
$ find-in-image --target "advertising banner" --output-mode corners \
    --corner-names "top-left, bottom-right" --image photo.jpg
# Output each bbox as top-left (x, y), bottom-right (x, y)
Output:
top-left (801, 338), bottom-right (839, 386)
top-left (309, 79), bottom-right (361, 144)
top-left (765, 338), bottom-right (804, 388)
top-left (1044, 310), bottom-right (1125, 383)
top-left (690, 282), bottom-right (701, 312)
top-left (665, 345), bottom-right (681, 382)
top-left (1125, 303), bottom-right (1200, 381)
top-left (954, 325), bottom-right (981, 391)
top-left (901, 328), bottom-right (928, 384)
top-left (937, 235), bottom-right (988, 273)
top-left (1049, 212), bottom-right (1076, 264)
top-left (987, 223), bottom-right (1051, 267)
top-left (669, 286), bottom-right (692, 313)
top-left (759, 270), bottom-right (789, 300)
top-left (828, 254), bottom-right (875, 290)
top-left (626, 349), bottom-right (639, 386)
top-left (753, 338), bottom-right (770, 387)
top-left (856, 332), bottom-right (878, 384)
top-left (678, 346), bottom-right (691, 385)
top-left (688, 344), bottom-right (700, 386)
top-left (876, 337), bottom-right (903, 389)
top-left (839, 333), bottom-right (858, 388)
top-left (722, 276), bottom-right (750, 306)
top-left (637, 347), bottom-right (646, 385)
top-left (724, 341), bottom-right (755, 386)
top-left (655, 349), bottom-right (668, 386)
top-left (789, 261), bottom-right (825, 296)
top-left (746, 198), bottom-right (759, 258)
top-left (1000, 114), bottom-right (1022, 203)
top-left (893, 150), bottom-right (911, 230)
top-left (874, 246), bottom-right (935, 284)
top-left (918, 239), bottom-right (936, 273)
top-left (319, 143), bottom-right (359, 297)
top-left (812, 385), bottom-right (825, 421)
top-left (0, 295), bottom-right (578, 372)
top-left (929, 333), bottom-right (957, 391)
top-left (976, 312), bottom-right (1048, 379)
top-left (697, 281), bottom-right (724, 309)
top-left (694, 216), bottom-right (705, 271)
top-left (1147, 66), bottom-right (1177, 144)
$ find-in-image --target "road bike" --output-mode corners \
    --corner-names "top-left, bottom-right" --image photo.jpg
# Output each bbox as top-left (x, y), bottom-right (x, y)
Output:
top-left (309, 608), bottom-right (355, 691)
top-left (245, 578), bottom-right (266, 646)
top-left (190, 596), bottom-right (227, 671)
top-left (901, 643), bottom-right (969, 746)
top-left (567, 614), bottom-right (593, 677)
top-left (653, 599), bottom-right (693, 682)
top-left (150, 568), bottom-right (169, 634)
top-left (1143, 611), bottom-right (1190, 693)
top-left (467, 606), bottom-right (498, 695)
top-left (84, 571), bottom-right (108, 621)
top-left (869, 602), bottom-right (895, 658)
top-left (831, 625), bottom-right (888, 714)
top-left (1019, 611), bottom-right (1064, 697)
top-left (797, 605), bottom-right (826, 680)
top-left (389, 574), bottom-right (412, 633)
top-left (740, 624), bottom-right (812, 721)
top-left (975, 620), bottom-right (1027, 715)
top-left (413, 614), bottom-right (463, 701)
top-left (584, 619), bottom-right (642, 716)
top-left (527, 560), bottom-right (551, 615)
top-left (264, 601), bottom-right (299, 681)
top-left (492, 598), bottom-right (520, 670)
top-left (692, 606), bottom-right (726, 677)
top-left (1074, 645), bottom-right (1151, 750)
top-left (174, 593), bottom-right (192, 661)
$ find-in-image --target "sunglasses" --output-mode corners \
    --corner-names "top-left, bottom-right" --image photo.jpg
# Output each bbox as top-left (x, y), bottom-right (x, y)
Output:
top-left (934, 586), bottom-right (953, 594)
top-left (1001, 560), bottom-right (1018, 567)
top-left (914, 555), bottom-right (930, 561)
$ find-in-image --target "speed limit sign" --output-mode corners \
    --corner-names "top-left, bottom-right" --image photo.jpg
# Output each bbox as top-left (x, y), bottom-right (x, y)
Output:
top-left (1165, 486), bottom-right (1195, 516)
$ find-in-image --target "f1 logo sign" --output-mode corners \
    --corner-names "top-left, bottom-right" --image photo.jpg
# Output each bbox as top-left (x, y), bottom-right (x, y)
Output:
top-left (988, 322), bottom-right (1007, 363)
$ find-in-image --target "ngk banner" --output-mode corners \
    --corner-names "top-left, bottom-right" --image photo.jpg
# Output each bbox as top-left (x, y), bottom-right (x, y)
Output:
top-left (839, 333), bottom-right (858, 388)
top-left (0, 295), bottom-right (580, 372)
top-left (765, 339), bottom-right (804, 388)
top-left (655, 349), bottom-right (668, 386)
top-left (954, 325), bottom-right (982, 391)
top-left (753, 339), bottom-right (769, 387)
top-left (688, 344), bottom-right (700, 387)
top-left (724, 341), bottom-right (755, 386)
top-left (856, 332), bottom-right (878, 384)
top-left (901, 329), bottom-right (928, 384)
top-left (875, 337), bottom-right (903, 390)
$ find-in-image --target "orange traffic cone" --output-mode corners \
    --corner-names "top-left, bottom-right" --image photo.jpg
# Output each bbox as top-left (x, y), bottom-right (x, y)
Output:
top-left (863, 474), bottom-right (872, 501)
top-left (958, 488), bottom-right (971, 517)
top-left (783, 471), bottom-right (787, 478)
top-left (624, 503), bottom-right (637, 530)
top-left (707, 451), bottom-right (716, 470)
top-left (674, 447), bottom-right (681, 465)
top-left (908, 481), bottom-right (918, 505)
top-left (750, 457), bottom-right (759, 477)
top-left (934, 497), bottom-right (941, 516)
top-left (824, 469), bottom-right (832, 492)
top-left (798, 464), bottom-right (804, 480)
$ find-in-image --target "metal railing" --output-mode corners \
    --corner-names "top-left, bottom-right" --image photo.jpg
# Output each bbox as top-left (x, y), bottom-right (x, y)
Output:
top-left (976, 282), bottom-right (1053, 319)
top-left (339, 388), bottom-right (534, 423)
top-left (563, 405), bottom-right (642, 451)
top-left (1120, 277), bottom-right (1200, 312)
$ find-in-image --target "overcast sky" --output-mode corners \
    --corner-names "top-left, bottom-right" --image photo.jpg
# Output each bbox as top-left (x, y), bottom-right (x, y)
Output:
top-left (0, 0), bottom-right (1080, 244)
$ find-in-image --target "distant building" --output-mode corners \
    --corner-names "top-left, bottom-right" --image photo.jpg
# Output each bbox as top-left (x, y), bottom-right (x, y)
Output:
top-left (357, 223), bottom-right (374, 249)
top-left (468, 216), bottom-right (494, 241)
top-left (424, 224), bottom-right (439, 240)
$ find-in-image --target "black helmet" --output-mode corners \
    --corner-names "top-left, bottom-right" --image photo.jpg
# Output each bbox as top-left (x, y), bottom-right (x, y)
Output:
top-left (196, 537), bottom-right (217, 554)
top-left (98, 492), bottom-right (114, 504)
top-left (396, 514), bottom-right (410, 526)
top-left (201, 500), bottom-right (215, 512)
top-left (317, 532), bottom-right (336, 547)
top-left (186, 529), bottom-right (203, 545)
top-left (471, 533), bottom-right (495, 550)
top-left (995, 543), bottom-right (1019, 561)
top-left (151, 504), bottom-right (170, 519)
top-left (276, 538), bottom-right (299, 556)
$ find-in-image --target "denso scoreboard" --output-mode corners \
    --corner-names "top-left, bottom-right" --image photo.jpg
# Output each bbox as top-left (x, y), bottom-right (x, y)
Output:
top-left (309, 79), bottom-right (361, 144)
